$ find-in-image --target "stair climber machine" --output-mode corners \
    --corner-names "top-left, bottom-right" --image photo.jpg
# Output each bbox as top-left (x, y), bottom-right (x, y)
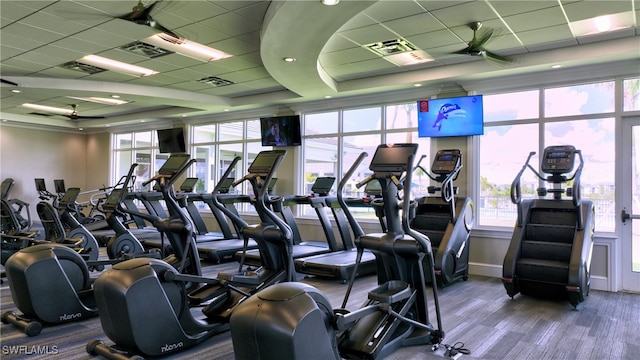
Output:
top-left (502, 145), bottom-right (595, 309)
top-left (86, 150), bottom-right (295, 359)
top-left (410, 149), bottom-right (474, 287)
top-left (0, 155), bottom-right (199, 337)
top-left (230, 143), bottom-right (447, 360)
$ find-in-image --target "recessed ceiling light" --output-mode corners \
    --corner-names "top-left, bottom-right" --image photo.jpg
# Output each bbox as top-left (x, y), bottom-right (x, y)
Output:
top-left (322, 0), bottom-right (339, 5)
top-left (414, 84), bottom-right (422, 87)
top-left (324, 95), bottom-right (332, 99)
top-left (224, 109), bottom-right (230, 112)
top-left (11, 89), bottom-right (21, 93)
top-left (78, 128), bottom-right (84, 131)
top-left (111, 95), bottom-right (120, 99)
top-left (283, 57), bottom-right (296, 62)
top-left (551, 64), bottom-right (563, 69)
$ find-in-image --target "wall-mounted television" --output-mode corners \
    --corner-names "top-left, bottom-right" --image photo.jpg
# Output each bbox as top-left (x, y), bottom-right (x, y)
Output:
top-left (417, 95), bottom-right (484, 138)
top-left (157, 127), bottom-right (186, 154)
top-left (260, 115), bottom-right (302, 147)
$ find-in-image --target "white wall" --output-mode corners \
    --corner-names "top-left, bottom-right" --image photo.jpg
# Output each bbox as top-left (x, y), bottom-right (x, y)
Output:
top-left (0, 124), bottom-right (111, 216)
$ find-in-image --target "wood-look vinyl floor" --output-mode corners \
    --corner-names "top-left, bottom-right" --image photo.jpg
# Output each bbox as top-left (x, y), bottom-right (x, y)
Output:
top-left (1, 258), bottom-right (639, 360)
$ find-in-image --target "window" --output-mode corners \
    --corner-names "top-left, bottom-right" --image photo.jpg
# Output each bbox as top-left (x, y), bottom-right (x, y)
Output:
top-left (112, 130), bottom-right (164, 191)
top-left (623, 77), bottom-right (640, 111)
top-left (479, 80), bottom-right (618, 232)
top-left (191, 120), bottom-right (269, 213)
top-left (302, 102), bottom-right (430, 220)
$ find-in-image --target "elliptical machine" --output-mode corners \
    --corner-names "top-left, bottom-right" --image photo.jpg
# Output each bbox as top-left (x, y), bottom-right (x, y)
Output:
top-left (410, 149), bottom-right (474, 287)
top-left (0, 161), bottom-right (161, 336)
top-left (87, 150), bottom-right (295, 359)
top-left (230, 143), bottom-right (444, 360)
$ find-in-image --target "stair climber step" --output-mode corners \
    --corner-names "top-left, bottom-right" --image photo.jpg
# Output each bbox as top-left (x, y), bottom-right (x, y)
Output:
top-left (525, 223), bottom-right (575, 244)
top-left (412, 214), bottom-right (450, 231)
top-left (529, 208), bottom-right (577, 226)
top-left (520, 240), bottom-right (572, 262)
top-left (516, 258), bottom-right (569, 284)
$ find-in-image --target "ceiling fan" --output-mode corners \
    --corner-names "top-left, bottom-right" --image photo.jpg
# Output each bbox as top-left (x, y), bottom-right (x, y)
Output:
top-left (118, 0), bottom-right (180, 39)
top-left (32, 104), bottom-right (106, 120)
top-left (452, 21), bottom-right (512, 63)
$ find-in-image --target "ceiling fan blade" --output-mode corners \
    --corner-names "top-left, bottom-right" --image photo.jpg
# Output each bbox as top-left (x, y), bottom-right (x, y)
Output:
top-left (1, 78), bottom-right (19, 87)
top-left (470, 28), bottom-right (494, 49)
top-left (30, 112), bottom-right (56, 117)
top-left (66, 115), bottom-right (106, 120)
top-left (149, 21), bottom-right (181, 39)
top-left (119, 1), bottom-right (156, 23)
top-left (118, 1), bottom-right (180, 39)
top-left (483, 50), bottom-right (512, 64)
top-left (452, 46), bottom-right (474, 55)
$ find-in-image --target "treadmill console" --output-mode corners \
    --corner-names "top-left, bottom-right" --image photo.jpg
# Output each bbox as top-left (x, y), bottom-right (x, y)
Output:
top-left (369, 143), bottom-right (418, 173)
top-left (541, 145), bottom-right (576, 174)
top-left (179, 177), bottom-right (199, 192)
top-left (431, 149), bottom-right (461, 175)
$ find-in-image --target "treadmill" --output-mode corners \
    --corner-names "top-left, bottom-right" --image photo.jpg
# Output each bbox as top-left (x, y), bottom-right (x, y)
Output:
top-left (294, 152), bottom-right (378, 281)
top-left (194, 168), bottom-right (259, 263)
top-left (239, 177), bottom-right (339, 267)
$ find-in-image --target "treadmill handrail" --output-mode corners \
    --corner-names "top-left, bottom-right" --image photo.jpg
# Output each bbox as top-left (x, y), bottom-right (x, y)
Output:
top-left (211, 156), bottom-right (249, 229)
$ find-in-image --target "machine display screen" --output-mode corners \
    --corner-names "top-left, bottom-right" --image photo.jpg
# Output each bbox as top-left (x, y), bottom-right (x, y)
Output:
top-left (369, 143), bottom-right (418, 172)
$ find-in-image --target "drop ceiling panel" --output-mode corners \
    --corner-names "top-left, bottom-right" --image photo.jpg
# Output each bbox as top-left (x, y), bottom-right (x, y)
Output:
top-left (18, 10), bottom-right (89, 36)
top-left (518, 25), bottom-right (577, 46)
top-left (322, 35), bottom-right (360, 53)
top-left (384, 13), bottom-right (446, 36)
top-left (211, 38), bottom-right (259, 57)
top-left (563, 1), bottom-right (634, 21)
top-left (161, 1), bottom-right (228, 22)
top-left (320, 46), bottom-right (380, 67)
top-left (199, 12), bottom-right (260, 36)
top-left (363, 1), bottom-right (428, 23)
top-left (176, 23), bottom-right (230, 44)
top-left (488, 0), bottom-right (559, 17)
top-left (429, 1), bottom-right (498, 27)
top-left (338, 24), bottom-right (399, 45)
top-left (503, 7), bottom-right (570, 32)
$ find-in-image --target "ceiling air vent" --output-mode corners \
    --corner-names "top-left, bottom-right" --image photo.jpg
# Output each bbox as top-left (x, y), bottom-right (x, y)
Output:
top-left (197, 76), bottom-right (235, 87)
top-left (365, 38), bottom-right (417, 56)
top-left (59, 61), bottom-right (106, 74)
top-left (120, 41), bottom-right (173, 58)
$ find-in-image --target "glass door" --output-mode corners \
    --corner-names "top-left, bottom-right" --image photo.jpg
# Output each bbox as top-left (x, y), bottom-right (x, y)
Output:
top-left (621, 117), bottom-right (640, 292)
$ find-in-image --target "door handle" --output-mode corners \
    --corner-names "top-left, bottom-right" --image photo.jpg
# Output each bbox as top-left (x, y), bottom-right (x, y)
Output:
top-left (622, 209), bottom-right (630, 223)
